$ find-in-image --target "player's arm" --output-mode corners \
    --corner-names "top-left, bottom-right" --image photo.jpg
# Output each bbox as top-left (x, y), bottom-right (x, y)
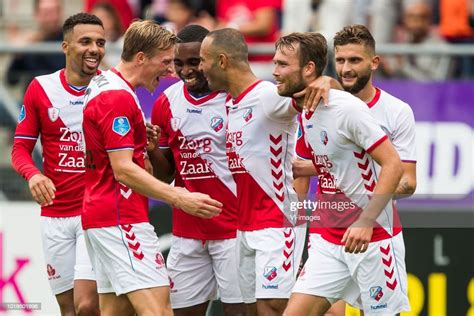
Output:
top-left (109, 149), bottom-right (221, 218)
top-left (394, 162), bottom-right (416, 199)
top-left (11, 81), bottom-right (55, 206)
top-left (342, 138), bottom-right (402, 253)
top-left (293, 75), bottom-right (343, 112)
top-left (293, 159), bottom-right (317, 178)
top-left (149, 147), bottom-right (175, 184)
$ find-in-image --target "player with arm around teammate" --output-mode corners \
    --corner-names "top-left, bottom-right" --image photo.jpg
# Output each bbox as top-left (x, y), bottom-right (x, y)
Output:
top-left (149, 24), bottom-right (246, 316)
top-left (272, 32), bottom-right (409, 315)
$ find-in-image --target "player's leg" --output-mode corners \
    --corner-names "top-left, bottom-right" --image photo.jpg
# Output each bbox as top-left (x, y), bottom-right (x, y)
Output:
top-left (99, 293), bottom-right (135, 316)
top-left (324, 300), bottom-right (346, 316)
top-left (287, 234), bottom-right (359, 316)
top-left (167, 237), bottom-right (216, 316)
top-left (126, 286), bottom-right (172, 316)
top-left (40, 217), bottom-right (77, 316)
top-left (209, 238), bottom-right (246, 316)
top-left (236, 230), bottom-right (258, 316)
top-left (253, 226), bottom-right (306, 315)
top-left (284, 293), bottom-right (331, 316)
top-left (85, 223), bottom-right (172, 314)
top-left (72, 217), bottom-right (99, 315)
top-left (347, 233), bottom-right (410, 315)
top-left (55, 290), bottom-right (75, 316)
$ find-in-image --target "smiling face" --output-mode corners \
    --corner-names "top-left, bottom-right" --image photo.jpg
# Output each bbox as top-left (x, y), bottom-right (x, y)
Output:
top-left (334, 43), bottom-right (375, 94)
top-left (175, 41), bottom-right (209, 95)
top-left (272, 44), bottom-right (306, 97)
top-left (63, 23), bottom-right (106, 84)
top-left (199, 36), bottom-right (226, 91)
top-left (141, 46), bottom-right (175, 93)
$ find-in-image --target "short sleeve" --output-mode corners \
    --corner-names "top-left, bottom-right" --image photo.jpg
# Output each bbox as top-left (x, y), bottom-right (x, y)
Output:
top-left (261, 83), bottom-right (300, 123)
top-left (151, 93), bottom-right (171, 149)
top-left (393, 105), bottom-right (417, 162)
top-left (337, 99), bottom-right (387, 153)
top-left (96, 90), bottom-right (137, 152)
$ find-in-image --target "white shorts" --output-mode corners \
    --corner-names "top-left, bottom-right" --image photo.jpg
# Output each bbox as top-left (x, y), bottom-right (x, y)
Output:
top-left (237, 226), bottom-right (306, 303)
top-left (293, 233), bottom-right (410, 315)
top-left (40, 216), bottom-right (95, 295)
top-left (167, 236), bottom-right (243, 308)
top-left (84, 222), bottom-right (169, 295)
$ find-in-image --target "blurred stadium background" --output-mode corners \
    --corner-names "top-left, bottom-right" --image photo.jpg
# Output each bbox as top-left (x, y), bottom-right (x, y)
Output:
top-left (0, 0), bottom-right (473, 315)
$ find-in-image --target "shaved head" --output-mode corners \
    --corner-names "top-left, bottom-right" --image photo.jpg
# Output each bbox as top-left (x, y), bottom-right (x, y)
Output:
top-left (205, 28), bottom-right (248, 62)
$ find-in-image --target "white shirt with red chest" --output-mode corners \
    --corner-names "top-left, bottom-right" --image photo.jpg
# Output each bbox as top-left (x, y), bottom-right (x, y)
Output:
top-left (12, 69), bottom-right (90, 217)
top-left (226, 80), bottom-right (300, 231)
top-left (299, 89), bottom-right (401, 244)
top-left (151, 81), bottom-right (238, 240)
top-left (82, 69), bottom-right (148, 229)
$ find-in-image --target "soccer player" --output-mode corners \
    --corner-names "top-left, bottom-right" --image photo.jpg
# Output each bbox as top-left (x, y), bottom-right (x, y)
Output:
top-left (199, 28), bottom-right (306, 316)
top-left (293, 25), bottom-right (417, 315)
top-left (82, 20), bottom-right (223, 316)
top-left (150, 24), bottom-right (245, 315)
top-left (272, 32), bottom-right (409, 315)
top-left (11, 13), bottom-right (105, 316)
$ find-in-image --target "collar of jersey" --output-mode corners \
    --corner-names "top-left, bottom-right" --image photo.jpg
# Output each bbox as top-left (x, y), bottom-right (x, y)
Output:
top-left (111, 68), bottom-right (135, 91)
top-left (231, 80), bottom-right (263, 105)
top-left (367, 87), bottom-right (381, 108)
top-left (183, 84), bottom-right (220, 106)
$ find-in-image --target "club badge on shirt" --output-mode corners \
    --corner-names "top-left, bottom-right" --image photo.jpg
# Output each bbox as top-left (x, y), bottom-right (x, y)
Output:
top-left (48, 107), bottom-right (60, 122)
top-left (112, 116), bottom-right (131, 136)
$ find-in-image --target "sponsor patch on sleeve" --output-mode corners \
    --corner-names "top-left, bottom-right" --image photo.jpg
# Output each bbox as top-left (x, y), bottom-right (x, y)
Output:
top-left (18, 105), bottom-right (26, 123)
top-left (112, 116), bottom-right (131, 136)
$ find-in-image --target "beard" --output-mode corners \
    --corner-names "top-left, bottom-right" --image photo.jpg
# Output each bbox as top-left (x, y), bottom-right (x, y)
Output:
top-left (278, 76), bottom-right (307, 98)
top-left (338, 69), bottom-right (371, 94)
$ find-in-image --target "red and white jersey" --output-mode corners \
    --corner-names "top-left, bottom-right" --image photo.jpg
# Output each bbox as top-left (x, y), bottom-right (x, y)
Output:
top-left (82, 69), bottom-right (148, 229)
top-left (296, 88), bottom-right (417, 164)
top-left (12, 69), bottom-right (89, 217)
top-left (299, 89), bottom-right (401, 244)
top-left (151, 81), bottom-right (238, 240)
top-left (226, 80), bottom-right (300, 231)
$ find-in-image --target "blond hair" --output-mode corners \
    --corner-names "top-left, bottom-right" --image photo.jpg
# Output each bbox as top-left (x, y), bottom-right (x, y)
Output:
top-left (121, 20), bottom-right (178, 61)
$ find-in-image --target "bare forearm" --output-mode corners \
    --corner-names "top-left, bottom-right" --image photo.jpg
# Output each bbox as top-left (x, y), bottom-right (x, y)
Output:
top-left (393, 176), bottom-right (416, 200)
top-left (360, 162), bottom-right (402, 222)
top-left (114, 162), bottom-right (179, 206)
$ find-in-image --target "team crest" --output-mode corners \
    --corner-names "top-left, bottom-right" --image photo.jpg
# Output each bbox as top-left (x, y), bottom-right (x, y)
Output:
top-left (170, 117), bottom-right (181, 132)
top-left (155, 253), bottom-right (165, 268)
top-left (18, 105), bottom-right (26, 123)
top-left (48, 107), bottom-right (60, 122)
top-left (369, 286), bottom-right (384, 301)
top-left (112, 116), bottom-right (131, 136)
top-left (243, 108), bottom-right (253, 122)
top-left (263, 266), bottom-right (277, 281)
top-left (320, 130), bottom-right (328, 145)
top-left (210, 116), bottom-right (224, 132)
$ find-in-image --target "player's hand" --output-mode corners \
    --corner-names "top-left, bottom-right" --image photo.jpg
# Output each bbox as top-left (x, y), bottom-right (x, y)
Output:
top-left (174, 187), bottom-right (223, 219)
top-left (341, 217), bottom-right (374, 254)
top-left (28, 173), bottom-right (56, 206)
top-left (292, 159), bottom-right (316, 178)
top-left (293, 76), bottom-right (332, 112)
top-left (146, 123), bottom-right (160, 152)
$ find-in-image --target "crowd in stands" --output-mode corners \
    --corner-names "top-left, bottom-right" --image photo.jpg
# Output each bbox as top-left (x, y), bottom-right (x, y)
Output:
top-left (3, 0), bottom-right (474, 91)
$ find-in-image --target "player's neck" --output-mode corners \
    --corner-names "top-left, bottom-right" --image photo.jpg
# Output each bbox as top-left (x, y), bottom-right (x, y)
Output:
top-left (228, 71), bottom-right (259, 99)
top-left (64, 67), bottom-right (93, 87)
top-left (355, 83), bottom-right (376, 104)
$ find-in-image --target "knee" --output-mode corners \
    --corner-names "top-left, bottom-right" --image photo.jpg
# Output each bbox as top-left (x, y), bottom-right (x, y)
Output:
top-left (75, 298), bottom-right (99, 316)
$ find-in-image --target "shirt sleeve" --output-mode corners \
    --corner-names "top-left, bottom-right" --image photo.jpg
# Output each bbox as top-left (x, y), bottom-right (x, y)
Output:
top-left (11, 79), bottom-right (42, 180)
top-left (96, 90), bottom-right (137, 152)
top-left (151, 93), bottom-right (171, 149)
top-left (393, 104), bottom-right (417, 162)
top-left (295, 114), bottom-right (313, 160)
top-left (261, 83), bottom-right (301, 123)
top-left (337, 98), bottom-right (388, 153)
